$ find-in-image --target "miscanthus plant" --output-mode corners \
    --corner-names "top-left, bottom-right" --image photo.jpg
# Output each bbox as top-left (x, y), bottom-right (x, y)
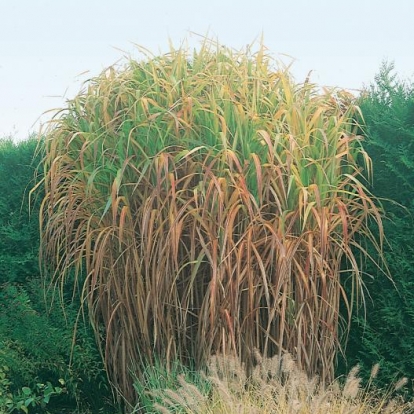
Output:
top-left (37, 38), bottom-right (385, 408)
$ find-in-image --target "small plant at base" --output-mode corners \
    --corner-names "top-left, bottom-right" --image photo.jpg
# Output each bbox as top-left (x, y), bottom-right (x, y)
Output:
top-left (0, 366), bottom-right (65, 414)
top-left (153, 352), bottom-right (414, 414)
top-left (132, 359), bottom-right (211, 413)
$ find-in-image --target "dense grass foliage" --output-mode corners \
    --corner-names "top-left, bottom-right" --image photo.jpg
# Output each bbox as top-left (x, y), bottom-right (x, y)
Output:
top-left (0, 138), bottom-right (115, 413)
top-left (343, 64), bottom-right (414, 393)
top-left (38, 39), bottom-right (385, 408)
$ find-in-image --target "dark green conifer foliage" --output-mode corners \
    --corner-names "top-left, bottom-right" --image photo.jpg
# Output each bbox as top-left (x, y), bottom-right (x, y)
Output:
top-left (0, 138), bottom-right (40, 284)
top-left (343, 63), bottom-right (414, 393)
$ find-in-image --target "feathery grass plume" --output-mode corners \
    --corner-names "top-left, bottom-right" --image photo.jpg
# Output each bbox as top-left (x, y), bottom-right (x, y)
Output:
top-left (132, 358), bottom-right (211, 413)
top-left (38, 36), bottom-right (386, 407)
top-left (154, 354), bottom-right (413, 414)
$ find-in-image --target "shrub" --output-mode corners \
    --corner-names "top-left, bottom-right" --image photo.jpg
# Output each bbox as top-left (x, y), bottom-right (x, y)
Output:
top-left (0, 137), bottom-right (115, 413)
top-left (0, 138), bottom-right (40, 285)
top-left (341, 63), bottom-right (414, 394)
top-left (0, 280), bottom-right (112, 410)
top-left (0, 366), bottom-right (65, 414)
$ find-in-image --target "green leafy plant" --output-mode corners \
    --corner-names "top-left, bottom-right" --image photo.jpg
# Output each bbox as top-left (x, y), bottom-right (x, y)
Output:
top-left (0, 365), bottom-right (64, 414)
top-left (0, 280), bottom-right (114, 412)
top-left (37, 38), bottom-right (386, 407)
top-left (12, 381), bottom-right (65, 414)
top-left (0, 366), bottom-right (14, 413)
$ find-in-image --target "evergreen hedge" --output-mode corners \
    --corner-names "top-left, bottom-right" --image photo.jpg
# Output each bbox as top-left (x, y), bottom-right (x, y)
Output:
top-left (0, 138), bottom-right (116, 413)
top-left (343, 63), bottom-right (414, 394)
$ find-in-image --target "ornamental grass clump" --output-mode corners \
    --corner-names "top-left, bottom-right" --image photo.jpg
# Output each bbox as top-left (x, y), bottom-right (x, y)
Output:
top-left (38, 38), bottom-right (385, 407)
top-left (152, 353), bottom-right (413, 414)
